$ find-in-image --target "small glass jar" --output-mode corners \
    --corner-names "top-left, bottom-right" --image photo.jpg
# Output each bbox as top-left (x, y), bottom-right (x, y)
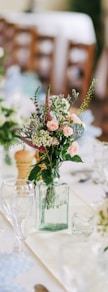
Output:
top-left (36, 180), bottom-right (69, 231)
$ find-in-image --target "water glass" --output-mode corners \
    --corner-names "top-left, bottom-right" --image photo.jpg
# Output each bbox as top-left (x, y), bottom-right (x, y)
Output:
top-left (92, 140), bottom-right (104, 183)
top-left (71, 208), bottom-right (94, 239)
top-left (0, 178), bottom-right (35, 253)
top-left (92, 141), bottom-right (108, 183)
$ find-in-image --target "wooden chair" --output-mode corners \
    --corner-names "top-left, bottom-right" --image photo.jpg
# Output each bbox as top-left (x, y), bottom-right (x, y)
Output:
top-left (64, 41), bottom-right (95, 103)
top-left (92, 48), bottom-right (108, 136)
top-left (33, 31), bottom-right (56, 92)
top-left (11, 24), bottom-right (36, 72)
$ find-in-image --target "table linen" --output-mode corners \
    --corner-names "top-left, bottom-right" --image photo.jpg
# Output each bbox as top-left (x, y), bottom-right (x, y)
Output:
top-left (0, 136), bottom-right (104, 291)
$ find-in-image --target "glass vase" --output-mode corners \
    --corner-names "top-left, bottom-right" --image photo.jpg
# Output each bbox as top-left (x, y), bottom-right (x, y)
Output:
top-left (36, 180), bottom-right (69, 231)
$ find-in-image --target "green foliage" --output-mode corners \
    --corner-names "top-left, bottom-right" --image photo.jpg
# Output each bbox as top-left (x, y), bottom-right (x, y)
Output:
top-left (0, 99), bottom-right (22, 148)
top-left (29, 164), bottom-right (41, 182)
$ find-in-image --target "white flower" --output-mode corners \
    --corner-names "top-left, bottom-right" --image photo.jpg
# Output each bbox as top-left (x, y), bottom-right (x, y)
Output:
top-left (4, 90), bottom-right (35, 120)
top-left (7, 112), bottom-right (24, 126)
top-left (32, 130), bottom-right (53, 147)
top-left (50, 95), bottom-right (70, 119)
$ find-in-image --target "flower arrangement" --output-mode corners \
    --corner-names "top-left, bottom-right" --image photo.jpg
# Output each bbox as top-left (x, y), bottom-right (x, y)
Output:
top-left (17, 79), bottom-right (96, 186)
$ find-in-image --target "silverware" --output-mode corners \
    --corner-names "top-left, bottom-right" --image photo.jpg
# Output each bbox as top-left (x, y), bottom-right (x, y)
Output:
top-left (78, 176), bottom-right (90, 183)
top-left (34, 284), bottom-right (49, 292)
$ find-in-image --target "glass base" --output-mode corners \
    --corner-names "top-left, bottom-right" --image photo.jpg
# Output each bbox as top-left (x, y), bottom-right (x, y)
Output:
top-left (39, 223), bottom-right (68, 232)
top-left (36, 181), bottom-right (69, 232)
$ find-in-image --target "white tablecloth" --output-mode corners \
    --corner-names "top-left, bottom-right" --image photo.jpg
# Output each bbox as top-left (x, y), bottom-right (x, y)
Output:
top-left (0, 181), bottom-right (99, 292)
top-left (0, 137), bottom-right (104, 291)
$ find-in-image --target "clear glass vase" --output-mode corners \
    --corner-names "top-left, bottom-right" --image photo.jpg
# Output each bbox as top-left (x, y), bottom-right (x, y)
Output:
top-left (36, 180), bottom-right (69, 231)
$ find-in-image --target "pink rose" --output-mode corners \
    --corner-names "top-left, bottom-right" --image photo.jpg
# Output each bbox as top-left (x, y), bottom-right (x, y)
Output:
top-left (67, 141), bottom-right (79, 157)
top-left (47, 120), bottom-right (59, 131)
top-left (69, 113), bottom-right (82, 124)
top-left (63, 126), bottom-right (73, 137)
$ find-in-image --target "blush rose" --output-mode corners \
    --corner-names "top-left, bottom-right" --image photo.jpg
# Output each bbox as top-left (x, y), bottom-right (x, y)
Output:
top-left (63, 125), bottom-right (73, 137)
top-left (67, 141), bottom-right (79, 157)
top-left (69, 113), bottom-right (82, 124)
top-left (47, 120), bottom-right (59, 131)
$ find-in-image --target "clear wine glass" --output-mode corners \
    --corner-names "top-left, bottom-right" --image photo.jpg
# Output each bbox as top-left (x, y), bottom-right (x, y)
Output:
top-left (0, 178), bottom-right (35, 253)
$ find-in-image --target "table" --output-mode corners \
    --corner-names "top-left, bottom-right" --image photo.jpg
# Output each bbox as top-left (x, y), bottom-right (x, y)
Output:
top-left (0, 137), bottom-right (104, 291)
top-left (0, 183), bottom-right (100, 292)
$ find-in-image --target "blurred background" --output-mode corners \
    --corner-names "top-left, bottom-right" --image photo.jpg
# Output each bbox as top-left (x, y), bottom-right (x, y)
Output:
top-left (0, 0), bottom-right (108, 141)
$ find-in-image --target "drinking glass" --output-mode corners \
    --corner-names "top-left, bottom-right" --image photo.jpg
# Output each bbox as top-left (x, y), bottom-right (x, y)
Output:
top-left (71, 207), bottom-right (95, 240)
top-left (0, 178), bottom-right (35, 253)
top-left (92, 141), bottom-right (108, 185)
top-left (92, 140), bottom-right (104, 183)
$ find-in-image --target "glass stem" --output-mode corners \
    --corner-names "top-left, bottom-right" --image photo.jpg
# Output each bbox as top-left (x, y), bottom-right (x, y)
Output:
top-left (13, 218), bottom-right (25, 253)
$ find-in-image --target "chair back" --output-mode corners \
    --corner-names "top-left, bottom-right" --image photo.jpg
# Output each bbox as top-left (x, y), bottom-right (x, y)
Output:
top-left (33, 31), bottom-right (56, 92)
top-left (64, 41), bottom-right (95, 103)
top-left (11, 24), bottom-right (36, 72)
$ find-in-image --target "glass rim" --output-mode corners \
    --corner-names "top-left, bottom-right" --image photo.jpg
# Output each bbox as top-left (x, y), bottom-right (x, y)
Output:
top-left (1, 178), bottom-right (35, 189)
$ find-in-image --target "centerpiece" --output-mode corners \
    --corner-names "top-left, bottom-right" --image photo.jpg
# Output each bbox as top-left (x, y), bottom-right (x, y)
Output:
top-left (16, 79), bottom-right (96, 231)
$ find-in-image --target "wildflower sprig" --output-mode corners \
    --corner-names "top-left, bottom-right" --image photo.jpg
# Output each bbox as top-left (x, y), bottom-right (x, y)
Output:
top-left (79, 78), bottom-right (97, 113)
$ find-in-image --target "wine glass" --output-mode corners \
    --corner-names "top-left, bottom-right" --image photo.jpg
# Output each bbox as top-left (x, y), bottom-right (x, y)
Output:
top-left (0, 178), bottom-right (35, 253)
